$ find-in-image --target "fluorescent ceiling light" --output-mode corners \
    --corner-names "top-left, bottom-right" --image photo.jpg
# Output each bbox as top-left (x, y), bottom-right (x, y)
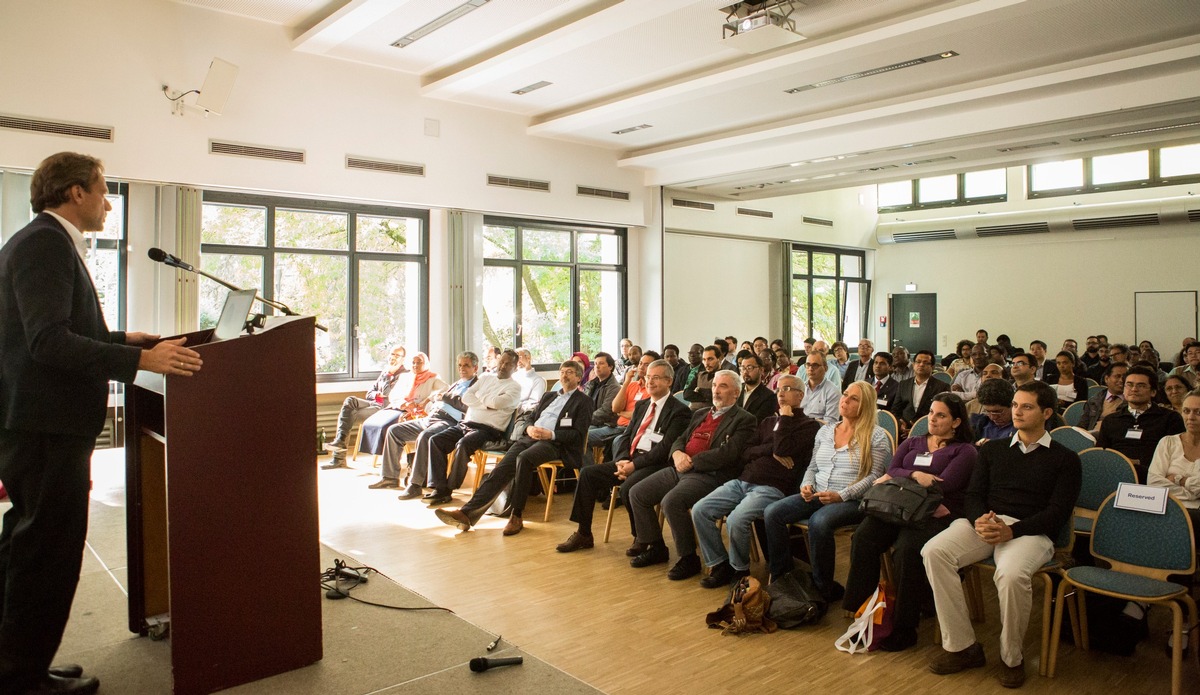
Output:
top-left (785, 51), bottom-right (958, 94)
top-left (512, 81), bottom-right (552, 95)
top-left (612, 124), bottom-right (652, 135)
top-left (1070, 121), bottom-right (1200, 142)
top-left (392, 0), bottom-right (490, 48)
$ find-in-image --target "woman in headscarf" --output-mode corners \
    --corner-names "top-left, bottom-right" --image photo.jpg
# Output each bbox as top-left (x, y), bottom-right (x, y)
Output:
top-left (572, 351), bottom-right (593, 384)
top-left (357, 353), bottom-right (447, 456)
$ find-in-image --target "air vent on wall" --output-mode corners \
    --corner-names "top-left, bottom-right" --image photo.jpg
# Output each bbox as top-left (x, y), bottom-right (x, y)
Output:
top-left (802, 216), bottom-right (833, 227)
top-left (487, 174), bottom-right (550, 192)
top-left (577, 185), bottom-right (630, 201)
top-left (1071, 213), bottom-right (1159, 231)
top-left (672, 198), bottom-right (716, 211)
top-left (346, 156), bottom-right (424, 177)
top-left (210, 140), bottom-right (304, 163)
top-left (737, 207), bottom-right (773, 219)
top-left (0, 113), bottom-right (113, 141)
top-left (1188, 209), bottom-right (1200, 223)
top-left (975, 222), bottom-right (1050, 237)
top-left (893, 229), bottom-right (956, 243)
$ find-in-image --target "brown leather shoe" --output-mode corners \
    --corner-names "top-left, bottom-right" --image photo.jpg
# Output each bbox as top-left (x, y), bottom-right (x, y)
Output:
top-left (503, 515), bottom-right (524, 536)
top-left (626, 541), bottom-right (649, 557)
top-left (998, 661), bottom-right (1025, 688)
top-left (556, 532), bottom-right (594, 553)
top-left (434, 508), bottom-right (472, 531)
top-left (929, 642), bottom-right (986, 675)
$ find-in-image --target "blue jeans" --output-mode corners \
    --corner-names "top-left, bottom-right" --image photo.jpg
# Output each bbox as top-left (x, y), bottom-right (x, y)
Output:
top-left (692, 480), bottom-right (784, 571)
top-left (763, 495), bottom-right (863, 590)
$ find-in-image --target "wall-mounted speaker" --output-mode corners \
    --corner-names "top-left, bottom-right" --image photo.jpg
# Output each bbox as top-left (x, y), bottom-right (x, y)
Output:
top-left (195, 58), bottom-right (238, 115)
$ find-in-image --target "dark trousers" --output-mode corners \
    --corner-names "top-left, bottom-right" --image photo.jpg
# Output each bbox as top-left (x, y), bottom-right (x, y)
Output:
top-left (842, 514), bottom-right (951, 632)
top-left (628, 467), bottom-right (721, 557)
top-left (333, 396), bottom-right (380, 446)
top-left (569, 462), bottom-right (660, 536)
top-left (460, 438), bottom-right (564, 522)
top-left (426, 422), bottom-right (504, 493)
top-left (0, 429), bottom-right (94, 688)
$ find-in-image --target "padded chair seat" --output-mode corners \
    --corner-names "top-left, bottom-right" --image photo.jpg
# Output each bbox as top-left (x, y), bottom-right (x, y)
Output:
top-left (1073, 516), bottom-right (1094, 533)
top-left (975, 556), bottom-right (1060, 571)
top-left (1064, 565), bottom-right (1187, 600)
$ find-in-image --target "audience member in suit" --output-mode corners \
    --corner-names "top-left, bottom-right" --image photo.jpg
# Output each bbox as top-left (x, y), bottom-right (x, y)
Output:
top-left (801, 353), bottom-right (842, 423)
top-left (1169, 341), bottom-right (1200, 389)
top-left (682, 345), bottom-right (722, 411)
top-left (889, 349), bottom-right (951, 436)
top-left (662, 344), bottom-right (689, 392)
top-left (951, 344), bottom-right (988, 401)
top-left (891, 346), bottom-right (915, 383)
top-left (1079, 362), bottom-right (1128, 432)
top-left (672, 343), bottom-right (704, 394)
top-left (736, 353), bottom-right (778, 422)
top-left (870, 351), bottom-right (900, 412)
top-left (841, 339), bottom-right (876, 392)
top-left (1029, 340), bottom-right (1055, 382)
top-left (1096, 366), bottom-right (1185, 482)
top-left (555, 360), bottom-right (690, 553)
top-left (1049, 351), bottom-right (1089, 413)
top-left (627, 371), bottom-right (757, 581)
top-left (435, 360), bottom-right (593, 536)
top-left (602, 352), bottom-right (658, 458)
top-left (584, 352), bottom-right (622, 447)
top-left (691, 374), bottom-right (821, 588)
top-left (0, 152), bottom-right (204, 695)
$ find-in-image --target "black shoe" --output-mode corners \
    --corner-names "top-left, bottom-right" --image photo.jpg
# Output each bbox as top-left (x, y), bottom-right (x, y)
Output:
top-left (397, 484), bottom-right (424, 500)
top-left (368, 478), bottom-right (400, 489)
top-left (668, 553), bottom-right (702, 581)
top-left (878, 628), bottom-right (919, 652)
top-left (21, 674), bottom-right (100, 694)
top-left (700, 561), bottom-right (737, 589)
top-left (626, 541), bottom-right (649, 558)
top-left (630, 543), bottom-right (670, 568)
top-left (820, 581), bottom-right (845, 602)
top-left (320, 459), bottom-right (348, 470)
top-left (47, 665), bottom-right (84, 679)
top-left (425, 493), bottom-right (454, 506)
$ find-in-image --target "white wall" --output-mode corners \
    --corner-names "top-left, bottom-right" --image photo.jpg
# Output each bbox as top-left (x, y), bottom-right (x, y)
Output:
top-left (663, 232), bottom-right (774, 347)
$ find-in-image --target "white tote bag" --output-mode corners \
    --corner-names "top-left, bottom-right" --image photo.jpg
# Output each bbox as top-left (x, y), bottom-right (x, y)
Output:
top-left (834, 585), bottom-right (886, 655)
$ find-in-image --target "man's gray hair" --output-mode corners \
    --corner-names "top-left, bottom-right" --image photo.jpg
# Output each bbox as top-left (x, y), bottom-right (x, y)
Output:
top-left (648, 358), bottom-right (672, 375)
top-left (714, 368), bottom-right (743, 391)
top-left (560, 360), bottom-right (584, 378)
top-left (458, 351), bottom-right (479, 366)
top-left (778, 373), bottom-right (802, 390)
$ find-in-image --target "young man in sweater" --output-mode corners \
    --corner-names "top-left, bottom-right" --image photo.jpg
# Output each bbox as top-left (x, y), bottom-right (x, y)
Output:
top-left (921, 381), bottom-right (1081, 689)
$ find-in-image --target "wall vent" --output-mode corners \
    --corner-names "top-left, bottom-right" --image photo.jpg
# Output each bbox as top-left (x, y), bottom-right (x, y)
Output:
top-left (1188, 209), bottom-right (1200, 223)
top-left (893, 229), bottom-right (956, 243)
top-left (488, 174), bottom-right (550, 192)
top-left (802, 216), bottom-right (834, 227)
top-left (737, 207), bottom-right (773, 219)
top-left (671, 198), bottom-right (716, 211)
top-left (1071, 213), bottom-right (1159, 231)
top-left (209, 140), bottom-right (305, 163)
top-left (0, 113), bottom-right (113, 141)
top-left (975, 221), bottom-right (1050, 237)
top-left (346, 155), bottom-right (424, 176)
top-left (577, 185), bottom-right (630, 201)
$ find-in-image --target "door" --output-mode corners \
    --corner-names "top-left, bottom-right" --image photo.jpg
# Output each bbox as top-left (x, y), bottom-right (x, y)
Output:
top-left (889, 293), bottom-right (937, 354)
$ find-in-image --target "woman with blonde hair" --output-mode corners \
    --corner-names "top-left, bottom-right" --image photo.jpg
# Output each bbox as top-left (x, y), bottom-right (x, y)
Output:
top-left (762, 380), bottom-right (893, 599)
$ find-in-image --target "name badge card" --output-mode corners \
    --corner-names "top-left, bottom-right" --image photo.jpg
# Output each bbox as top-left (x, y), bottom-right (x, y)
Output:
top-left (1113, 482), bottom-right (1168, 514)
top-left (877, 398), bottom-right (888, 406)
top-left (645, 432), bottom-right (663, 444)
top-left (913, 454), bottom-right (934, 468)
top-left (1125, 428), bottom-right (1143, 440)
top-left (561, 418), bottom-right (572, 427)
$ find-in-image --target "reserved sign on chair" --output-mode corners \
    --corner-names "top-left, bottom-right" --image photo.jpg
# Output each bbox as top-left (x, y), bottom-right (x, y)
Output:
top-left (1113, 482), bottom-right (1168, 515)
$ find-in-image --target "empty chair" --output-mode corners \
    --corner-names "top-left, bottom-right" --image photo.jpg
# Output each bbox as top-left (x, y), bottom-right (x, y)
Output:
top-left (1049, 426), bottom-right (1095, 454)
top-left (1073, 447), bottom-right (1137, 537)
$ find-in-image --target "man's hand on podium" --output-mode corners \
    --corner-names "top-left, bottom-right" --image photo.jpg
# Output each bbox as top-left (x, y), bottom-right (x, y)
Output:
top-left (138, 337), bottom-right (203, 377)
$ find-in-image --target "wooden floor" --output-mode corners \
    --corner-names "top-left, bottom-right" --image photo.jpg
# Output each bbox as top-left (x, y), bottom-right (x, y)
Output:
top-left (318, 454), bottom-right (1198, 695)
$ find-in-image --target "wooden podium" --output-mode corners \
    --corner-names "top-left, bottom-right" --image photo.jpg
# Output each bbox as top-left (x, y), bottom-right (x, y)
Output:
top-left (124, 318), bottom-right (322, 695)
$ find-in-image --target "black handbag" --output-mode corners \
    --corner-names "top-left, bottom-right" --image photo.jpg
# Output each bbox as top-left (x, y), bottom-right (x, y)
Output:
top-left (765, 564), bottom-right (827, 629)
top-left (859, 476), bottom-right (943, 526)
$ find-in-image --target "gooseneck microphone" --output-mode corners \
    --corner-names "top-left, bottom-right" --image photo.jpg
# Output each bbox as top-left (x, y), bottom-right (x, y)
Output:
top-left (469, 656), bottom-right (523, 672)
top-left (147, 247), bottom-right (194, 271)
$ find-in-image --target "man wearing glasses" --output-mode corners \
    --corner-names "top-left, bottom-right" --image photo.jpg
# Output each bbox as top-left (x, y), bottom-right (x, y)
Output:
top-left (1096, 365), bottom-right (1184, 482)
top-left (1080, 363), bottom-right (1128, 432)
top-left (800, 354), bottom-right (841, 422)
top-left (737, 353), bottom-right (777, 422)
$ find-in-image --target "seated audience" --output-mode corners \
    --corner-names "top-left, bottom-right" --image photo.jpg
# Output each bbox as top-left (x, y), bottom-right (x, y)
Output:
top-left (718, 339), bottom-right (737, 371)
top-left (434, 360), bottom-right (592, 536)
top-left (1079, 336), bottom-right (1102, 371)
top-left (1147, 390), bottom-right (1200, 535)
top-left (775, 348), bottom-right (799, 376)
top-left (1108, 343), bottom-right (1131, 368)
top-left (1085, 344), bottom-right (1112, 382)
top-left (811, 340), bottom-right (842, 386)
top-left (922, 381), bottom-right (1081, 689)
top-left (1079, 362), bottom-right (1128, 432)
top-left (890, 349), bottom-right (950, 437)
top-left (970, 379), bottom-right (1016, 445)
top-left (950, 343), bottom-right (988, 401)
top-left (1007, 352), bottom-right (1036, 388)
top-left (1163, 374), bottom-right (1191, 412)
top-left (584, 352), bottom-right (622, 448)
top-left (512, 348), bottom-right (547, 414)
top-left (842, 339), bottom-right (875, 390)
top-left (1050, 351), bottom-right (1088, 413)
top-left (762, 381), bottom-right (892, 599)
top-left (870, 351), bottom-right (899, 411)
top-left (976, 329), bottom-right (990, 348)
top-left (672, 343), bottom-right (704, 394)
top-left (571, 351), bottom-right (593, 382)
top-left (1029, 340), bottom-right (1053, 382)
top-left (995, 334), bottom-right (1020, 359)
top-left (692, 375), bottom-right (821, 588)
top-left (1173, 338), bottom-right (1197, 368)
top-left (1096, 365), bottom-right (1185, 482)
top-left (483, 345), bottom-right (501, 372)
top-left (752, 336), bottom-right (769, 355)
top-left (987, 345), bottom-right (1009, 368)
top-left (663, 344), bottom-right (689, 390)
top-left (964, 363), bottom-right (1005, 417)
top-left (1169, 341), bottom-right (1200, 389)
top-left (759, 349), bottom-right (781, 391)
top-left (682, 345), bottom-right (722, 410)
top-left (737, 352), bottom-right (778, 422)
top-left (353, 352), bottom-right (447, 460)
top-left (891, 346), bottom-right (914, 382)
top-left (611, 353), bottom-right (660, 439)
top-left (831, 341), bottom-right (851, 379)
top-left (843, 393), bottom-right (977, 651)
top-left (324, 345), bottom-right (408, 468)
top-left (615, 338), bottom-right (635, 376)
top-left (946, 340), bottom-right (973, 377)
top-left (801, 353), bottom-right (842, 423)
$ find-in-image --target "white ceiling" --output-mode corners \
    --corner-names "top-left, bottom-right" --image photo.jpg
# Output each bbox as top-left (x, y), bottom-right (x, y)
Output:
top-left (174, 0), bottom-right (1200, 199)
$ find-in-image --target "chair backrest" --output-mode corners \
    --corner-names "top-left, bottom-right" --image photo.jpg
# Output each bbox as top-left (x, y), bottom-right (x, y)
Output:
top-left (1076, 447), bottom-right (1138, 512)
top-left (1049, 426), bottom-right (1094, 453)
top-left (1091, 492), bottom-right (1197, 580)
top-left (1062, 401), bottom-right (1087, 427)
top-left (1086, 378), bottom-right (1099, 388)
top-left (1087, 384), bottom-right (1105, 399)
top-left (932, 372), bottom-right (952, 384)
top-left (909, 415), bottom-right (929, 437)
top-left (876, 409), bottom-right (898, 442)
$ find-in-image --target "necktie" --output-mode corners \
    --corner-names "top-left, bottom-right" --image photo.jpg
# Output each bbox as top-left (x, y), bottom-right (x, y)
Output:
top-left (875, 380), bottom-right (883, 393)
top-left (630, 402), bottom-right (657, 455)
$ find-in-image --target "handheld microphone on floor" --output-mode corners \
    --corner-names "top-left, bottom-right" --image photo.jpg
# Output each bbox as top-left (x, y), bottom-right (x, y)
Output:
top-left (469, 656), bottom-right (523, 672)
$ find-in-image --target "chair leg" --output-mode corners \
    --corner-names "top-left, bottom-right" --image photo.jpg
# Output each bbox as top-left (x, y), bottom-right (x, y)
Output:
top-left (351, 425), bottom-right (362, 462)
top-left (603, 487), bottom-right (618, 543)
top-left (1077, 587), bottom-right (1090, 651)
top-left (1169, 602), bottom-right (1184, 695)
top-left (1047, 578), bottom-right (1069, 678)
top-left (542, 466), bottom-right (559, 523)
top-left (1038, 572), bottom-right (1053, 677)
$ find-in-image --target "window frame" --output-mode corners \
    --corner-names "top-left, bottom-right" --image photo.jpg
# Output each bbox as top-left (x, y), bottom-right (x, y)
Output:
top-left (1027, 142), bottom-right (1200, 198)
top-left (88, 180), bottom-right (128, 330)
top-left (786, 244), bottom-right (870, 354)
top-left (877, 169), bottom-right (1007, 213)
top-left (201, 191), bottom-right (429, 382)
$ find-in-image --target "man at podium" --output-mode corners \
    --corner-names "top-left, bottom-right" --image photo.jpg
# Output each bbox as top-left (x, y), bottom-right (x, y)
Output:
top-left (0, 152), bottom-right (202, 695)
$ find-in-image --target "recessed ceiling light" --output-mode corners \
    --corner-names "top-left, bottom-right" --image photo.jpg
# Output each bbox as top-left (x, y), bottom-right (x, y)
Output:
top-left (1070, 121), bottom-right (1200, 141)
top-left (996, 141), bottom-right (1060, 153)
top-left (391, 0), bottom-right (490, 48)
top-left (784, 51), bottom-right (958, 93)
top-left (512, 81), bottom-right (552, 95)
top-left (612, 124), bottom-right (652, 135)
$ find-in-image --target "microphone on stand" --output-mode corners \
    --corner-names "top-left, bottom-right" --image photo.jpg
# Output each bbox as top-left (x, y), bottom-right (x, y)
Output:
top-left (147, 247), bottom-right (194, 271)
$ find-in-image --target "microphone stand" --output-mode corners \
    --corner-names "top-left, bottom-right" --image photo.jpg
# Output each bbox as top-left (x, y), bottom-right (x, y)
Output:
top-left (167, 261), bottom-right (328, 333)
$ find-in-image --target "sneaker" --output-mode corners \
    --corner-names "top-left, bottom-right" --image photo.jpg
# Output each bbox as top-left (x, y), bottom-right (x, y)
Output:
top-left (998, 661), bottom-right (1025, 688)
top-left (667, 553), bottom-right (702, 581)
top-left (396, 485), bottom-right (424, 500)
top-left (929, 643), bottom-right (986, 675)
top-left (368, 478), bottom-right (400, 489)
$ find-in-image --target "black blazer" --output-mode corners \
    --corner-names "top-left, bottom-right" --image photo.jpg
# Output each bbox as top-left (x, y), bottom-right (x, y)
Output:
top-left (738, 383), bottom-right (777, 423)
top-left (873, 377), bottom-right (900, 411)
top-left (524, 389), bottom-right (594, 471)
top-left (669, 406), bottom-right (757, 483)
top-left (888, 376), bottom-right (951, 424)
top-left (842, 359), bottom-right (872, 392)
top-left (613, 395), bottom-right (691, 472)
top-left (0, 213), bottom-right (140, 437)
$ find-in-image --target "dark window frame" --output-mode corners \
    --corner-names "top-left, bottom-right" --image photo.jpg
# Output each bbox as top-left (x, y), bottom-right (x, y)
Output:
top-left (878, 170), bottom-right (1007, 213)
top-left (786, 244), bottom-right (870, 354)
top-left (91, 180), bottom-right (129, 330)
top-left (1028, 144), bottom-right (1200, 198)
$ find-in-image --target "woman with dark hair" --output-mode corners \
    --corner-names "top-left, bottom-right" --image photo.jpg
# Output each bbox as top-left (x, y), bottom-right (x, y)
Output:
top-left (1163, 374), bottom-right (1191, 412)
top-left (841, 392), bottom-right (977, 651)
top-left (1052, 350), bottom-right (1088, 412)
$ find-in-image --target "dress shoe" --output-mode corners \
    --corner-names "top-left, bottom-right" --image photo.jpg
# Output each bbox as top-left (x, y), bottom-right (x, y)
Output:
top-left (667, 553), bottom-right (702, 581)
top-left (929, 642), bottom-right (986, 675)
top-left (629, 543), bottom-right (669, 568)
top-left (434, 508), bottom-right (472, 532)
top-left (20, 674), bottom-right (100, 694)
top-left (998, 661), bottom-right (1025, 688)
top-left (368, 477), bottom-right (400, 489)
top-left (502, 515), bottom-right (524, 536)
top-left (425, 493), bottom-right (454, 506)
top-left (700, 561), bottom-right (747, 589)
top-left (396, 484), bottom-right (424, 500)
top-left (325, 440), bottom-right (348, 452)
top-left (625, 541), bottom-right (650, 558)
top-left (556, 532), bottom-right (594, 553)
top-left (47, 665), bottom-right (83, 679)
top-left (320, 459), bottom-right (348, 470)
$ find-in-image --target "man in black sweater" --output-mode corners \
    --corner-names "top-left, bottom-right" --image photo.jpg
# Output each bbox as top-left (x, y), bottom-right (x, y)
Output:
top-left (922, 381), bottom-right (1081, 689)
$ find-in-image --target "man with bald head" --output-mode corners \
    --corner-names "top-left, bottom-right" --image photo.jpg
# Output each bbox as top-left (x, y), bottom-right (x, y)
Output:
top-left (841, 339), bottom-right (875, 391)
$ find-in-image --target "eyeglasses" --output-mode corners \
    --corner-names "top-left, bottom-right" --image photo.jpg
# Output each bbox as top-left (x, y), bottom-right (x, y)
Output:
top-left (805, 363), bottom-right (824, 369)
top-left (1125, 382), bottom-right (1152, 390)
top-left (646, 374), bottom-right (672, 382)
top-left (778, 385), bottom-right (801, 392)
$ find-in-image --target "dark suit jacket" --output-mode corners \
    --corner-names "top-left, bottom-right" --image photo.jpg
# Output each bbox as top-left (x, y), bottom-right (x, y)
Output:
top-left (0, 213), bottom-right (140, 437)
top-left (669, 406), bottom-right (757, 483)
top-left (613, 395), bottom-right (691, 472)
top-left (527, 389), bottom-right (593, 471)
top-left (888, 376), bottom-right (951, 424)
top-left (1079, 388), bottom-right (1121, 431)
top-left (842, 359), bottom-right (872, 391)
top-left (738, 383), bottom-right (777, 423)
top-left (872, 377), bottom-right (899, 411)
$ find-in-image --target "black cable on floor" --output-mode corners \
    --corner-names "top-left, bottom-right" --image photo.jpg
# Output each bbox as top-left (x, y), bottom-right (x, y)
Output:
top-left (320, 558), bottom-right (454, 613)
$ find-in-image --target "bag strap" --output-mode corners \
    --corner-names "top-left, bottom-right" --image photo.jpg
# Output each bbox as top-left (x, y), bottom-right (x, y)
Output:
top-left (834, 587), bottom-right (885, 654)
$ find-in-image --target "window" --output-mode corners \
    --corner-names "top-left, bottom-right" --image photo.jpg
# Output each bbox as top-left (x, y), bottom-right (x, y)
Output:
top-left (85, 181), bottom-right (128, 329)
top-left (788, 245), bottom-right (869, 350)
top-left (480, 218), bottom-right (625, 366)
top-left (200, 192), bottom-right (428, 379)
top-left (1028, 141), bottom-right (1200, 197)
top-left (877, 168), bottom-right (1007, 212)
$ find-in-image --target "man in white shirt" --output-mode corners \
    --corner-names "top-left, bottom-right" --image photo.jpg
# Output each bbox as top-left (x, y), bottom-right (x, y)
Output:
top-left (889, 349), bottom-right (950, 436)
top-left (801, 354), bottom-right (841, 422)
top-left (512, 348), bottom-right (547, 414)
top-left (951, 343), bottom-right (988, 401)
